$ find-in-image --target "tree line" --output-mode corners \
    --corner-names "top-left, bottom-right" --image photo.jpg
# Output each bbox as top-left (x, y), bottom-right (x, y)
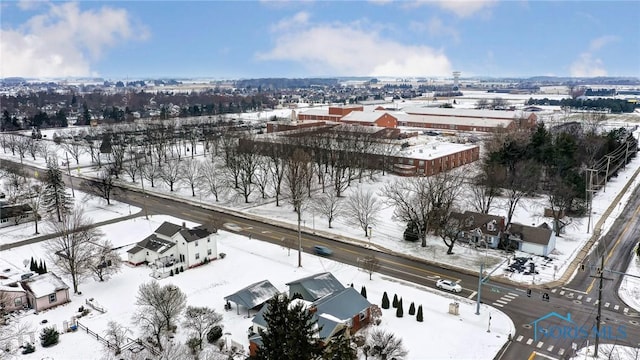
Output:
top-left (527, 97), bottom-right (638, 113)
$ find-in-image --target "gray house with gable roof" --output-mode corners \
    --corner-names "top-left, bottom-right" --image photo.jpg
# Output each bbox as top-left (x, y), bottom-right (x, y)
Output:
top-left (127, 221), bottom-right (217, 268)
top-left (286, 272), bottom-right (345, 301)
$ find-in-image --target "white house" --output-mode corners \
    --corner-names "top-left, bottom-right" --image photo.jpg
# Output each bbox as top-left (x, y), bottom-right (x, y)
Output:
top-left (506, 223), bottom-right (556, 256)
top-left (127, 221), bottom-right (218, 268)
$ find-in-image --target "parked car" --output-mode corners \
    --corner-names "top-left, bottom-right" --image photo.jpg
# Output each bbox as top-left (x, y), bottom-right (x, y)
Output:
top-left (313, 245), bottom-right (333, 256)
top-left (436, 279), bottom-right (462, 293)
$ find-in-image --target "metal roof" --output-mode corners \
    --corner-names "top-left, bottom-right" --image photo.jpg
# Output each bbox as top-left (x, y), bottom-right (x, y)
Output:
top-left (224, 280), bottom-right (280, 310)
top-left (286, 272), bottom-right (345, 301)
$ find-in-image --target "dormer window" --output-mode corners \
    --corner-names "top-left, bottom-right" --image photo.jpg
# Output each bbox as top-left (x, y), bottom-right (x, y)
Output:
top-left (195, 241), bottom-right (199, 247)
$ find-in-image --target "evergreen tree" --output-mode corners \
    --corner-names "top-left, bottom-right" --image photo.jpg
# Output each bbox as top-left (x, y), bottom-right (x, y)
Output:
top-left (360, 286), bottom-right (367, 299)
top-left (43, 261), bottom-right (47, 273)
top-left (254, 294), bottom-right (323, 360)
top-left (396, 298), bottom-right (403, 318)
top-left (416, 305), bottom-right (423, 322)
top-left (40, 327), bottom-right (59, 347)
top-left (43, 160), bottom-right (72, 222)
top-left (323, 330), bottom-right (356, 360)
top-left (409, 302), bottom-right (416, 316)
top-left (381, 292), bottom-right (390, 309)
top-left (392, 294), bottom-right (399, 308)
top-left (30, 257), bottom-right (37, 272)
top-left (38, 259), bottom-right (44, 275)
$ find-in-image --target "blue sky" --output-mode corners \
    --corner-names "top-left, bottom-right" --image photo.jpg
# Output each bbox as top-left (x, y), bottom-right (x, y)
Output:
top-left (1, 0), bottom-right (639, 79)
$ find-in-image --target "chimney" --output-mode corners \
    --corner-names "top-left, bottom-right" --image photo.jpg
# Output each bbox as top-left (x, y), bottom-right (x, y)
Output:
top-left (182, 222), bottom-right (186, 229)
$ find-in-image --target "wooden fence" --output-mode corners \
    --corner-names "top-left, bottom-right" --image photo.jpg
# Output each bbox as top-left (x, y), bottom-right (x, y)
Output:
top-left (75, 321), bottom-right (159, 357)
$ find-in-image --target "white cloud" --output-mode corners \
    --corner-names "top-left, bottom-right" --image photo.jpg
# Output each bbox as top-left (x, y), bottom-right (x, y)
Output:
top-left (569, 36), bottom-right (618, 77)
top-left (270, 11), bottom-right (309, 32)
top-left (410, 17), bottom-right (460, 42)
top-left (256, 21), bottom-right (452, 77)
top-left (569, 53), bottom-right (607, 77)
top-left (0, 2), bottom-right (148, 78)
top-left (409, 0), bottom-right (497, 18)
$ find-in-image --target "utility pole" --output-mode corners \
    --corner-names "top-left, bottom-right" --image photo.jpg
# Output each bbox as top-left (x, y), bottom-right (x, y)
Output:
top-left (140, 174), bottom-right (149, 220)
top-left (297, 209), bottom-right (302, 267)
top-left (65, 152), bottom-right (75, 198)
top-left (589, 256), bottom-right (612, 358)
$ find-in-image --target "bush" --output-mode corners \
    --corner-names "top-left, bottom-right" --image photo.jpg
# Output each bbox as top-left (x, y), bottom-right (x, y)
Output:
top-left (22, 343), bottom-right (35, 354)
top-left (409, 302), bottom-right (415, 315)
top-left (78, 306), bottom-right (84, 313)
top-left (40, 327), bottom-right (59, 347)
top-left (360, 286), bottom-right (367, 299)
top-left (186, 337), bottom-right (201, 354)
top-left (180, 266), bottom-right (184, 273)
top-left (170, 269), bottom-right (174, 276)
top-left (417, 305), bottom-right (423, 322)
top-left (381, 292), bottom-right (390, 309)
top-left (396, 298), bottom-right (403, 318)
top-left (392, 294), bottom-right (398, 308)
top-left (207, 325), bottom-right (223, 344)
top-left (175, 267), bottom-right (179, 275)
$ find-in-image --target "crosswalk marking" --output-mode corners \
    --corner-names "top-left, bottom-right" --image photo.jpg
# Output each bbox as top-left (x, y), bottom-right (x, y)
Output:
top-left (551, 288), bottom-right (557, 293)
top-left (614, 305), bottom-right (619, 310)
top-left (508, 292), bottom-right (518, 297)
top-left (586, 297), bottom-right (592, 302)
top-left (516, 335), bottom-right (524, 342)
top-left (558, 348), bottom-right (565, 356)
top-left (536, 341), bottom-right (544, 349)
top-left (547, 345), bottom-right (554, 352)
top-left (624, 308), bottom-right (629, 313)
top-left (503, 294), bottom-right (516, 299)
top-left (526, 338), bottom-right (533, 345)
top-left (492, 302), bottom-right (504, 308)
top-left (559, 290), bottom-right (565, 295)
top-left (604, 302), bottom-right (610, 308)
top-left (577, 295), bottom-right (583, 300)
top-left (595, 300), bottom-right (600, 305)
top-left (496, 299), bottom-right (509, 304)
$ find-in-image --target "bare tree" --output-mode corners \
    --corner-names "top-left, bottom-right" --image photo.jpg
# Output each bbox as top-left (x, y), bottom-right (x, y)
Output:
top-left (181, 306), bottom-right (223, 350)
top-left (503, 160), bottom-right (541, 227)
top-left (467, 163), bottom-right (503, 215)
top-left (133, 306), bottom-right (165, 351)
top-left (546, 174), bottom-right (579, 236)
top-left (14, 136), bottom-right (29, 164)
top-left (475, 98), bottom-right (489, 109)
top-left (235, 147), bottom-right (260, 203)
top-left (136, 281), bottom-right (187, 333)
top-left (345, 188), bottom-right (382, 237)
top-left (37, 140), bottom-right (53, 165)
top-left (62, 141), bottom-right (85, 165)
top-left (104, 321), bottom-right (129, 355)
top-left (180, 158), bottom-right (200, 197)
top-left (160, 159), bottom-right (182, 192)
top-left (83, 169), bottom-right (117, 205)
top-left (254, 158), bottom-right (271, 199)
top-left (367, 328), bottom-right (408, 360)
top-left (2, 163), bottom-right (28, 203)
top-left (381, 177), bottom-right (430, 247)
top-left (26, 136), bottom-right (39, 160)
top-left (311, 188), bottom-right (344, 228)
top-left (43, 207), bottom-right (102, 294)
top-left (122, 149), bottom-right (141, 183)
top-left (361, 255), bottom-right (380, 280)
top-left (0, 317), bottom-right (33, 355)
top-left (285, 149), bottom-right (312, 267)
top-left (24, 180), bottom-right (45, 234)
top-left (89, 239), bottom-right (122, 282)
top-left (435, 214), bottom-right (463, 255)
top-left (141, 161), bottom-right (161, 188)
top-left (267, 145), bottom-right (287, 206)
top-left (199, 157), bottom-right (226, 202)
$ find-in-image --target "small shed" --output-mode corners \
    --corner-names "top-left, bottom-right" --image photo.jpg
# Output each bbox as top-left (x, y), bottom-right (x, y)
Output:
top-left (224, 280), bottom-right (280, 316)
top-left (20, 272), bottom-right (70, 312)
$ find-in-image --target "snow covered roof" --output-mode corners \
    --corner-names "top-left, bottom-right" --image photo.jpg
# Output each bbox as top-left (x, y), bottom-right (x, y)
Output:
top-left (20, 272), bottom-right (68, 298)
top-left (128, 234), bottom-right (175, 254)
top-left (340, 111), bottom-right (388, 123)
top-left (398, 142), bottom-right (478, 161)
top-left (395, 112), bottom-right (514, 128)
top-left (286, 272), bottom-right (345, 301)
top-left (0, 284), bottom-right (26, 293)
top-left (313, 287), bottom-right (371, 323)
top-left (400, 106), bottom-right (532, 120)
top-left (224, 279), bottom-right (281, 310)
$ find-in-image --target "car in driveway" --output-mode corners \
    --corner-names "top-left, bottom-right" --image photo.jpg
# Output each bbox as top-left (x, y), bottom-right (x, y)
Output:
top-left (313, 245), bottom-right (333, 256)
top-left (436, 279), bottom-right (462, 293)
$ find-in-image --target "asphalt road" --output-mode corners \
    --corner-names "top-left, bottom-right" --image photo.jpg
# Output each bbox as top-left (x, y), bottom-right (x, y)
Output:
top-left (4, 159), bottom-right (640, 359)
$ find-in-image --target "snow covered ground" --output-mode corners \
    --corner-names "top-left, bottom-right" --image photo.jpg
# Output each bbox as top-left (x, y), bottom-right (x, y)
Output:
top-left (2, 95), bottom-right (640, 358)
top-left (0, 214), bottom-right (513, 360)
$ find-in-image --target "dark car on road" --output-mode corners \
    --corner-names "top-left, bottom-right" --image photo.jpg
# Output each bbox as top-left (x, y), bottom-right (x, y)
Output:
top-left (313, 245), bottom-right (333, 256)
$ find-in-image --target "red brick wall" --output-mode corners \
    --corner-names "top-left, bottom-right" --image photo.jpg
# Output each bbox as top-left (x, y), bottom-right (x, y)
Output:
top-left (329, 105), bottom-right (363, 116)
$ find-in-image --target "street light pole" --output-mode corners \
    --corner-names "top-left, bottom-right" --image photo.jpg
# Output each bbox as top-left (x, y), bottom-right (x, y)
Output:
top-left (475, 263), bottom-right (483, 315)
top-left (297, 209), bottom-right (302, 268)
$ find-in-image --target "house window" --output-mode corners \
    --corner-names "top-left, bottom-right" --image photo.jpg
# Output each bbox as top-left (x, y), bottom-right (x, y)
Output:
top-left (207, 249), bottom-right (212, 256)
top-left (207, 238), bottom-right (211, 243)
top-left (195, 241), bottom-right (199, 247)
top-left (1, 219), bottom-right (7, 223)
top-left (49, 293), bottom-right (57, 303)
top-left (146, 251), bottom-right (149, 256)
top-left (359, 310), bottom-right (367, 321)
top-left (195, 253), bottom-right (200, 260)
top-left (14, 297), bottom-right (22, 307)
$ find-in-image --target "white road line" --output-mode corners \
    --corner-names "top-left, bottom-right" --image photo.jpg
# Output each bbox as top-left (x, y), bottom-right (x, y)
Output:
top-left (516, 335), bottom-right (524, 342)
top-left (496, 299), bottom-right (509, 304)
top-left (467, 291), bottom-right (477, 299)
top-left (558, 348), bottom-right (565, 356)
top-left (594, 300), bottom-right (600, 305)
top-left (614, 305), bottom-right (619, 310)
top-left (624, 308), bottom-right (629, 313)
top-left (577, 295), bottom-right (583, 300)
top-left (526, 338), bottom-right (533, 345)
top-left (547, 345), bottom-right (554, 352)
top-left (492, 302), bottom-right (504, 308)
top-left (503, 294), bottom-right (516, 299)
top-left (559, 290), bottom-right (565, 295)
top-left (586, 297), bottom-right (592, 302)
top-left (561, 287), bottom-right (588, 295)
top-left (551, 288), bottom-right (557, 293)
top-left (537, 341), bottom-right (544, 349)
top-left (508, 292), bottom-right (519, 297)
top-left (604, 302), bottom-right (610, 308)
